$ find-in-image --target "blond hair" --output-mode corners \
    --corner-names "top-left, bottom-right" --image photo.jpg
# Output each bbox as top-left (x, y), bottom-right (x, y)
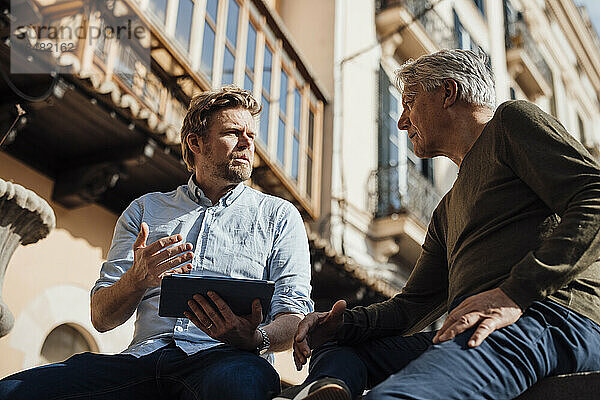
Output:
top-left (180, 85), bottom-right (261, 171)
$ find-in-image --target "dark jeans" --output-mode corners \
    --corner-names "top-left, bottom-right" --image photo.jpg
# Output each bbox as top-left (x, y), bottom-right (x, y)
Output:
top-left (0, 342), bottom-right (280, 400)
top-left (307, 300), bottom-right (600, 400)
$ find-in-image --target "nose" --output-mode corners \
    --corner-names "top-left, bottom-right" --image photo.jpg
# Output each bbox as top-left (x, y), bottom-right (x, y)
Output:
top-left (237, 126), bottom-right (253, 149)
top-left (397, 108), bottom-right (411, 131)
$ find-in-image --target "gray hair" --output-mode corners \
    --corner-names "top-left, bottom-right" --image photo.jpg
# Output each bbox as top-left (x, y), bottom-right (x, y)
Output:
top-left (395, 49), bottom-right (496, 109)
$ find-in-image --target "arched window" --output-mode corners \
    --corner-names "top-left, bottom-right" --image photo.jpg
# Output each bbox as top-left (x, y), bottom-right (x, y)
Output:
top-left (40, 324), bottom-right (98, 364)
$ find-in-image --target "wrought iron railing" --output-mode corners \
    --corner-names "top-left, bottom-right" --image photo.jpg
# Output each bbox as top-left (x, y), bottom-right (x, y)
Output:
top-left (369, 163), bottom-right (442, 227)
top-left (505, 8), bottom-right (553, 88)
top-left (375, 0), bottom-right (457, 50)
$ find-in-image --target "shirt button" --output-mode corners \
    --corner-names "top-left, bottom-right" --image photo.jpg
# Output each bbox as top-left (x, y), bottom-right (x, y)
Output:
top-left (175, 326), bottom-right (183, 333)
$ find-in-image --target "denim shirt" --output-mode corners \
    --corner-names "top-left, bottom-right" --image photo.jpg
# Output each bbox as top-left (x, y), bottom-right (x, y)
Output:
top-left (91, 176), bottom-right (313, 359)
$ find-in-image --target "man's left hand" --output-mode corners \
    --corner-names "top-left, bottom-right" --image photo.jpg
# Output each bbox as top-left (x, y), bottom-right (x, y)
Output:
top-left (433, 288), bottom-right (523, 348)
top-left (185, 291), bottom-right (262, 351)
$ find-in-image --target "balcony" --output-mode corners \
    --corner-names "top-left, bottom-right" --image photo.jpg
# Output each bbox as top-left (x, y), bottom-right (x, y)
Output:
top-left (375, 0), bottom-right (457, 59)
top-left (367, 162), bottom-right (442, 264)
top-left (2, 0), bottom-right (326, 218)
top-left (505, 10), bottom-right (552, 99)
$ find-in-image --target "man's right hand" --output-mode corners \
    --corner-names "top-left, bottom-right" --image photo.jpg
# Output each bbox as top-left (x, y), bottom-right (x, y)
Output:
top-left (127, 222), bottom-right (194, 289)
top-left (293, 300), bottom-right (346, 370)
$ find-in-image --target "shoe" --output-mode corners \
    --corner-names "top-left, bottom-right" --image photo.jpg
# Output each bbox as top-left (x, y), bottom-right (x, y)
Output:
top-left (273, 377), bottom-right (351, 400)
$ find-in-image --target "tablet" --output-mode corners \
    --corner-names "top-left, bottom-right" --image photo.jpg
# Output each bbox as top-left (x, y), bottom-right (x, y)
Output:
top-left (158, 275), bottom-right (275, 321)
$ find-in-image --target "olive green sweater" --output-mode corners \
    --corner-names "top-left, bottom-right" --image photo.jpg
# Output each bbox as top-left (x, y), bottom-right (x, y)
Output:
top-left (337, 100), bottom-right (600, 345)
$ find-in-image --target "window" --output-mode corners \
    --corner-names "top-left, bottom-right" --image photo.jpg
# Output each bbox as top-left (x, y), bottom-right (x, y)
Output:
top-left (175, 0), bottom-right (194, 52)
top-left (259, 44), bottom-right (273, 145)
top-left (388, 88), bottom-right (400, 166)
top-left (473, 0), bottom-right (485, 15)
top-left (115, 45), bottom-right (137, 88)
top-left (200, 0), bottom-right (218, 79)
top-left (377, 67), bottom-right (434, 216)
top-left (291, 87), bottom-right (301, 180)
top-left (148, 0), bottom-right (168, 24)
top-left (143, 72), bottom-right (163, 112)
top-left (306, 107), bottom-right (314, 197)
top-left (225, 0), bottom-right (239, 46)
top-left (40, 324), bottom-right (95, 364)
top-left (93, 18), bottom-right (109, 62)
top-left (244, 22), bottom-right (258, 92)
top-left (454, 10), bottom-right (472, 51)
top-left (378, 69), bottom-right (402, 215)
top-left (222, 0), bottom-right (240, 85)
top-left (454, 10), bottom-right (491, 69)
top-left (277, 68), bottom-right (288, 165)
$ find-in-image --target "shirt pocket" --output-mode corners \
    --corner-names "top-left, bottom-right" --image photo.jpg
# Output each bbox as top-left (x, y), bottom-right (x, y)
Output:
top-left (209, 220), bottom-right (270, 279)
top-left (145, 218), bottom-right (185, 247)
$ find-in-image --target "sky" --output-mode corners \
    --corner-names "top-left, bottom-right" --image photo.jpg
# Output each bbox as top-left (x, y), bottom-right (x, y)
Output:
top-left (575, 0), bottom-right (600, 38)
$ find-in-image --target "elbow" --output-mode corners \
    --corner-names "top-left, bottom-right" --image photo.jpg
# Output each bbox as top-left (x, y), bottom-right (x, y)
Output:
top-left (90, 308), bottom-right (108, 333)
top-left (91, 317), bottom-right (110, 333)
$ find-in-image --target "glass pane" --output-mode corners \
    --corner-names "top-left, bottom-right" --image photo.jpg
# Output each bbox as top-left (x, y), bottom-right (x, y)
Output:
top-left (115, 46), bottom-right (136, 88)
top-left (149, 0), bottom-right (167, 23)
top-left (306, 155), bottom-right (312, 197)
top-left (222, 46), bottom-right (235, 85)
top-left (389, 90), bottom-right (398, 117)
top-left (279, 70), bottom-right (288, 115)
top-left (389, 141), bottom-right (398, 164)
top-left (260, 96), bottom-right (269, 144)
top-left (94, 19), bottom-right (107, 60)
top-left (293, 89), bottom-right (301, 132)
top-left (244, 72), bottom-right (253, 92)
top-left (308, 109), bottom-right (314, 150)
top-left (226, 0), bottom-right (240, 47)
top-left (206, 0), bottom-right (218, 21)
top-left (246, 23), bottom-right (257, 70)
top-left (277, 118), bottom-right (285, 165)
top-left (200, 22), bottom-right (215, 78)
top-left (175, 0), bottom-right (194, 52)
top-left (292, 135), bottom-right (299, 180)
top-left (262, 46), bottom-right (272, 93)
top-left (389, 118), bottom-right (399, 146)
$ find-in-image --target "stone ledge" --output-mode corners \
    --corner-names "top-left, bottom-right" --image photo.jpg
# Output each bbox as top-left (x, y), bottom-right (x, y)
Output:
top-left (516, 371), bottom-right (600, 400)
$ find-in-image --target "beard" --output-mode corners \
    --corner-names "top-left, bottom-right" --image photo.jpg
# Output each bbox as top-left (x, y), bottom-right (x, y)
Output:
top-left (201, 142), bottom-right (252, 184)
top-left (218, 158), bottom-right (252, 183)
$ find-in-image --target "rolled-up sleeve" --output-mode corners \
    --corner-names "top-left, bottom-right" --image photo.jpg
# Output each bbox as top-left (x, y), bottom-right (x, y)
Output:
top-left (267, 202), bottom-right (314, 317)
top-left (90, 199), bottom-right (142, 297)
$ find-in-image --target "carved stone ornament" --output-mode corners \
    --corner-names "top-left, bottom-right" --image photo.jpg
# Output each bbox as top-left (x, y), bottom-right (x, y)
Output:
top-left (0, 178), bottom-right (55, 337)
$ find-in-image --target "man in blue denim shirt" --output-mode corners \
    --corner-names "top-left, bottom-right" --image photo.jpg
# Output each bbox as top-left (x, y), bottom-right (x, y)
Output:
top-left (0, 86), bottom-right (313, 400)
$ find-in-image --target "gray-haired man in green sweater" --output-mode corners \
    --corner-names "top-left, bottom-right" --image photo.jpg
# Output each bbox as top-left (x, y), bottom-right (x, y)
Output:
top-left (276, 49), bottom-right (600, 400)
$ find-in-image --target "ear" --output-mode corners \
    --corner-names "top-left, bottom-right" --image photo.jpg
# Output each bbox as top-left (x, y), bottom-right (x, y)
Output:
top-left (442, 79), bottom-right (459, 108)
top-left (186, 133), bottom-right (203, 155)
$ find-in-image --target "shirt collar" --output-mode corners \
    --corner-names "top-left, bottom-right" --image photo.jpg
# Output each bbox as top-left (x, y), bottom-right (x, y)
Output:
top-left (186, 175), bottom-right (246, 207)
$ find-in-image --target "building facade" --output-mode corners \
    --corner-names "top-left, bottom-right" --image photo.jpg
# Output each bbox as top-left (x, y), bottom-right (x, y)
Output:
top-left (1, 0), bottom-right (600, 386)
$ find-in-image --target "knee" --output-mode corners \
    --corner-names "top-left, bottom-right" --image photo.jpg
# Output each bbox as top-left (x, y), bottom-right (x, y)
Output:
top-left (309, 342), bottom-right (363, 372)
top-left (212, 356), bottom-right (280, 399)
top-left (0, 378), bottom-right (31, 400)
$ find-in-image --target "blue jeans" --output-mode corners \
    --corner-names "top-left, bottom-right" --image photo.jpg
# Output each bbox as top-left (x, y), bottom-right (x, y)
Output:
top-left (306, 300), bottom-right (600, 400)
top-left (0, 342), bottom-right (280, 400)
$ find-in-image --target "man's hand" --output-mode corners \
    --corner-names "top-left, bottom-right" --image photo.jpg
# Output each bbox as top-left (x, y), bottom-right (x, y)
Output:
top-left (293, 300), bottom-right (346, 370)
top-left (185, 292), bottom-right (263, 351)
top-left (433, 288), bottom-right (523, 348)
top-left (127, 222), bottom-right (194, 289)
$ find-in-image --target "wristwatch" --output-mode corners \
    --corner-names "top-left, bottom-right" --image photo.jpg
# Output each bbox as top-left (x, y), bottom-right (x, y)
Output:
top-left (256, 326), bottom-right (270, 355)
